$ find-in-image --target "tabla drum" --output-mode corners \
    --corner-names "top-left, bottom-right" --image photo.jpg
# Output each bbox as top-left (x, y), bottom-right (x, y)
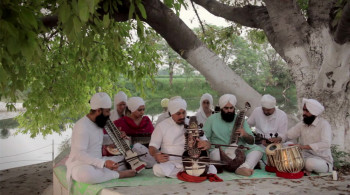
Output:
top-left (275, 146), bottom-right (304, 173)
top-left (265, 143), bottom-right (282, 167)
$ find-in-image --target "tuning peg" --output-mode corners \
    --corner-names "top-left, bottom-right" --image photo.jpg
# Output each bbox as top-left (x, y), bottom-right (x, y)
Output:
top-left (274, 133), bottom-right (278, 138)
top-left (270, 133), bottom-right (273, 138)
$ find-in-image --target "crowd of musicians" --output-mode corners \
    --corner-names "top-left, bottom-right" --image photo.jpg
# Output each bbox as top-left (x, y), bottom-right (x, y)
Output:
top-left (66, 91), bottom-right (333, 184)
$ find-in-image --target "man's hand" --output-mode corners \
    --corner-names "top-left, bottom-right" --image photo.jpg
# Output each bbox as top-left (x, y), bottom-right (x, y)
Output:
top-left (288, 144), bottom-right (311, 150)
top-left (197, 139), bottom-right (211, 150)
top-left (104, 160), bottom-right (119, 171)
top-left (268, 137), bottom-right (282, 143)
top-left (261, 140), bottom-right (269, 147)
top-left (236, 128), bottom-right (248, 137)
top-left (120, 128), bottom-right (131, 140)
top-left (155, 153), bottom-right (169, 163)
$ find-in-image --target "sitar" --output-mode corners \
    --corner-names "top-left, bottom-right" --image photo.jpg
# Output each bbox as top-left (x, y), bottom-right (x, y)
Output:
top-left (104, 119), bottom-right (146, 173)
top-left (219, 102), bottom-right (251, 172)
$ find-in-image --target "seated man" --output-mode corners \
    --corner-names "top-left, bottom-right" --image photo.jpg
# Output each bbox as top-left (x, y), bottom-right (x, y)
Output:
top-left (247, 94), bottom-right (288, 147)
top-left (66, 92), bottom-right (136, 185)
top-left (203, 94), bottom-right (264, 176)
top-left (149, 97), bottom-right (217, 178)
top-left (287, 98), bottom-right (333, 175)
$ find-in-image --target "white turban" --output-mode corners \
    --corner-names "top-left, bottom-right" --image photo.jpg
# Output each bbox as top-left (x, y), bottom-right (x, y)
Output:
top-left (200, 93), bottom-right (213, 108)
top-left (127, 97), bottom-right (145, 112)
top-left (90, 92), bottom-right (112, 110)
top-left (302, 98), bottom-right (324, 116)
top-left (219, 94), bottom-right (237, 109)
top-left (168, 98), bottom-right (187, 115)
top-left (114, 91), bottom-right (127, 107)
top-left (261, 94), bottom-right (276, 109)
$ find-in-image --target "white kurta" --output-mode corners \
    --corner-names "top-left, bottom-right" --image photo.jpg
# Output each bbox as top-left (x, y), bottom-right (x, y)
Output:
top-left (150, 117), bottom-right (215, 178)
top-left (155, 111), bottom-right (170, 127)
top-left (287, 117), bottom-right (333, 166)
top-left (247, 107), bottom-right (288, 142)
top-left (66, 116), bottom-right (124, 184)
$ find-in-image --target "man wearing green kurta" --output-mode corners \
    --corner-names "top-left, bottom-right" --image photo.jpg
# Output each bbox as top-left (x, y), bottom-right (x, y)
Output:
top-left (203, 94), bottom-right (264, 176)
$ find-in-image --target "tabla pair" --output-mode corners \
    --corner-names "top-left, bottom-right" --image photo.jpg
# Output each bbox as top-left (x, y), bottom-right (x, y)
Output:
top-left (265, 143), bottom-right (305, 179)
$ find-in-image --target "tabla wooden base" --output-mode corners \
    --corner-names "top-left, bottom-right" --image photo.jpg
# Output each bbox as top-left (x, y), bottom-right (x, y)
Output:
top-left (276, 170), bottom-right (304, 179)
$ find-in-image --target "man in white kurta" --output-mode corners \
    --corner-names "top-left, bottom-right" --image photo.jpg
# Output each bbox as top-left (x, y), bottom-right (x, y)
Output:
top-left (66, 92), bottom-right (135, 185)
top-left (149, 98), bottom-right (217, 178)
top-left (247, 94), bottom-right (288, 146)
top-left (287, 98), bottom-right (333, 174)
top-left (195, 93), bottom-right (214, 125)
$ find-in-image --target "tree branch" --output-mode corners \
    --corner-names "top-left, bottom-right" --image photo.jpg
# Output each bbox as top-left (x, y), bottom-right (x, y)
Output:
top-left (192, 0), bottom-right (263, 28)
top-left (307, 0), bottom-right (334, 27)
top-left (190, 0), bottom-right (206, 35)
top-left (334, 1), bottom-right (350, 44)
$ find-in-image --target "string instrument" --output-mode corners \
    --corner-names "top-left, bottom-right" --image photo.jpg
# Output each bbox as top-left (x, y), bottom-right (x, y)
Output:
top-left (253, 132), bottom-right (279, 145)
top-left (104, 119), bottom-right (146, 173)
top-left (182, 116), bottom-right (210, 176)
top-left (107, 133), bottom-right (152, 155)
top-left (219, 102), bottom-right (250, 172)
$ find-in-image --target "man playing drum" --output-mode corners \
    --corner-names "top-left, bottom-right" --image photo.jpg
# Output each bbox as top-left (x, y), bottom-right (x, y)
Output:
top-left (247, 94), bottom-right (288, 147)
top-left (287, 98), bottom-right (333, 175)
top-left (203, 94), bottom-right (264, 176)
top-left (149, 97), bottom-right (217, 178)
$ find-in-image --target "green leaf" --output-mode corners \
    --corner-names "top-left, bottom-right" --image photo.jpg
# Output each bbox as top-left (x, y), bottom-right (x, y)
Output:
top-left (7, 37), bottom-right (20, 55)
top-left (58, 2), bottom-right (71, 24)
top-left (136, 2), bottom-right (147, 19)
top-left (19, 8), bottom-right (38, 30)
top-left (78, 0), bottom-right (90, 22)
top-left (73, 16), bottom-right (82, 35)
top-left (0, 66), bottom-right (8, 83)
top-left (129, 3), bottom-right (135, 19)
top-left (103, 14), bottom-right (110, 28)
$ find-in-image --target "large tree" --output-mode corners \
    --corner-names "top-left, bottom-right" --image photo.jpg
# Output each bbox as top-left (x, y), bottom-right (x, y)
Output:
top-left (1, 0), bottom-right (349, 152)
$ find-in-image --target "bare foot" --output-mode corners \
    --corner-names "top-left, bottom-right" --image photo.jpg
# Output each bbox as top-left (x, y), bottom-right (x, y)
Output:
top-left (118, 170), bottom-right (136, 178)
top-left (235, 167), bottom-right (254, 176)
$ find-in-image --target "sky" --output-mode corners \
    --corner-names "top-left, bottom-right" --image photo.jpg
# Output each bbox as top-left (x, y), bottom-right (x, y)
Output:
top-left (179, 3), bottom-right (231, 29)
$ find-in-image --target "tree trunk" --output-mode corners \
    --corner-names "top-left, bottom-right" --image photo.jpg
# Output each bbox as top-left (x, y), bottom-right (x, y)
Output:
top-left (286, 28), bottom-right (350, 151)
top-left (169, 62), bottom-right (174, 86)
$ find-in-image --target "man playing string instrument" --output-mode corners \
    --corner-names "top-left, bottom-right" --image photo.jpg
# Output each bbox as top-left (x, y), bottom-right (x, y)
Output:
top-left (66, 92), bottom-right (136, 185)
top-left (247, 94), bottom-right (288, 147)
top-left (203, 94), bottom-right (264, 176)
top-left (287, 98), bottom-right (333, 175)
top-left (149, 97), bottom-right (217, 178)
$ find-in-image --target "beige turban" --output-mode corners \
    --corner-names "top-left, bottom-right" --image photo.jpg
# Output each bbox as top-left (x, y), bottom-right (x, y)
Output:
top-left (302, 98), bottom-right (324, 116)
top-left (161, 98), bottom-right (169, 108)
top-left (114, 91), bottom-right (127, 107)
top-left (261, 94), bottom-right (276, 109)
top-left (90, 92), bottom-right (112, 109)
top-left (127, 97), bottom-right (145, 112)
top-left (168, 98), bottom-right (187, 115)
top-left (219, 94), bottom-right (237, 108)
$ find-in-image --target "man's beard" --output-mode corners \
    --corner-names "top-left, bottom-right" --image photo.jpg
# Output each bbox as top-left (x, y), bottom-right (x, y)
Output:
top-left (95, 113), bottom-right (109, 128)
top-left (221, 111), bottom-right (235, 122)
top-left (303, 115), bottom-right (316, 125)
top-left (176, 118), bottom-right (185, 125)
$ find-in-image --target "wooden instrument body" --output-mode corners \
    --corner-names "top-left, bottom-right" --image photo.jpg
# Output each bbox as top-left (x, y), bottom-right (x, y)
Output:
top-left (104, 119), bottom-right (146, 173)
top-left (183, 116), bottom-right (209, 177)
